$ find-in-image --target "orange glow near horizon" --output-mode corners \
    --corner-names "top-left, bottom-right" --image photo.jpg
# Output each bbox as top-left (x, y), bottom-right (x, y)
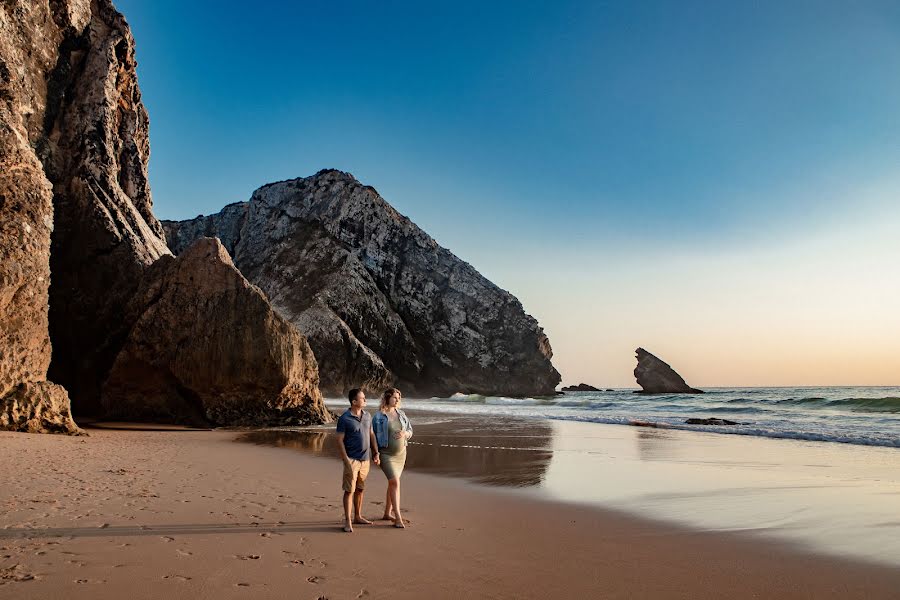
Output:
top-left (493, 203), bottom-right (900, 389)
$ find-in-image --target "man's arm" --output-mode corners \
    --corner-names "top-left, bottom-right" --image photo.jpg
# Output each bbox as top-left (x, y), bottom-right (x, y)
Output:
top-left (336, 432), bottom-right (351, 465)
top-left (369, 429), bottom-right (380, 465)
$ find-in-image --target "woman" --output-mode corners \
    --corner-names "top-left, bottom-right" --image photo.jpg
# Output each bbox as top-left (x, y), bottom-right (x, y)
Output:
top-left (372, 387), bottom-right (413, 528)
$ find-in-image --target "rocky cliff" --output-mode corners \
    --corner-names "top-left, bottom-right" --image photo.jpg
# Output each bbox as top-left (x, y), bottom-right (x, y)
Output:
top-left (633, 347), bottom-right (703, 394)
top-left (0, 0), bottom-right (330, 429)
top-left (0, 0), bottom-right (87, 433)
top-left (162, 169), bottom-right (561, 398)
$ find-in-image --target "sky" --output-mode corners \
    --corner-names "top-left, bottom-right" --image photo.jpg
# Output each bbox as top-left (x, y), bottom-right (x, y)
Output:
top-left (116, 0), bottom-right (900, 387)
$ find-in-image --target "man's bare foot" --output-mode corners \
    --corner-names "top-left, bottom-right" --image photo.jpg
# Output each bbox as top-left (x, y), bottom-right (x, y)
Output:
top-left (380, 513), bottom-right (398, 521)
top-left (353, 517), bottom-right (373, 525)
top-left (342, 523), bottom-right (353, 533)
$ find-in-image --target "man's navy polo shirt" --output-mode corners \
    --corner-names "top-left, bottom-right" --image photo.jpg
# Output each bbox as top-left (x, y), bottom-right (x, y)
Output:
top-left (336, 409), bottom-right (372, 461)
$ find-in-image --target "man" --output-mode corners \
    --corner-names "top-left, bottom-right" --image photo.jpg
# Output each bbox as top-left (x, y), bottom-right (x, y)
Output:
top-left (335, 388), bottom-right (380, 532)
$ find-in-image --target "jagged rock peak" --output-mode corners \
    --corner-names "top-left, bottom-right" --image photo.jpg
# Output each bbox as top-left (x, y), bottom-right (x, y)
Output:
top-left (633, 347), bottom-right (703, 394)
top-left (162, 169), bottom-right (561, 398)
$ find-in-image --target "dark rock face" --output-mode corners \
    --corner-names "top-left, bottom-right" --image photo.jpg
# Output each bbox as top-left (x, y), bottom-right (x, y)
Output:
top-left (102, 238), bottom-right (329, 426)
top-left (0, 0), bottom-right (87, 433)
top-left (162, 169), bottom-right (561, 398)
top-left (633, 347), bottom-right (703, 394)
top-left (561, 383), bottom-right (601, 392)
top-left (0, 0), bottom-right (330, 428)
top-left (35, 0), bottom-right (170, 414)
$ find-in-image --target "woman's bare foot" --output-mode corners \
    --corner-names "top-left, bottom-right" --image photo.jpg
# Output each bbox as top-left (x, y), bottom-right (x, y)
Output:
top-left (393, 518), bottom-right (406, 529)
top-left (353, 517), bottom-right (373, 525)
top-left (342, 522), bottom-right (353, 533)
top-left (381, 512), bottom-right (398, 521)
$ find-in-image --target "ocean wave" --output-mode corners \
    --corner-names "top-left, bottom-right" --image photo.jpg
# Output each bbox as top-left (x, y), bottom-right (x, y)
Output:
top-left (484, 397), bottom-right (540, 406)
top-left (776, 396), bottom-right (900, 413)
top-left (447, 393), bottom-right (487, 402)
top-left (702, 405), bottom-right (768, 414)
top-left (510, 414), bottom-right (900, 448)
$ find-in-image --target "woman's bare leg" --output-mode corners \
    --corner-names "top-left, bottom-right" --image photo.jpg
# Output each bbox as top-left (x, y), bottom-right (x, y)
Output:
top-left (382, 485), bottom-right (394, 520)
top-left (390, 478), bottom-right (404, 528)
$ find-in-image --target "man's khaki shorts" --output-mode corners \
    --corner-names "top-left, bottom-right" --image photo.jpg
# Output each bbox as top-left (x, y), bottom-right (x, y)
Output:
top-left (342, 458), bottom-right (370, 493)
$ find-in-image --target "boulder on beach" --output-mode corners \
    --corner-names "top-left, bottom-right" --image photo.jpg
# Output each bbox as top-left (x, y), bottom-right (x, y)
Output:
top-left (102, 238), bottom-right (330, 427)
top-left (561, 383), bottom-right (601, 392)
top-left (633, 348), bottom-right (703, 394)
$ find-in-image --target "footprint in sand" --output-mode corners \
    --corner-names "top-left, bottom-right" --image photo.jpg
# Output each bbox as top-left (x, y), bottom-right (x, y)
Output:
top-left (235, 554), bottom-right (260, 560)
top-left (287, 559), bottom-right (305, 566)
top-left (176, 549), bottom-right (193, 557)
top-left (307, 575), bottom-right (322, 584)
top-left (163, 574), bottom-right (192, 581)
top-left (160, 536), bottom-right (175, 543)
top-left (357, 590), bottom-right (370, 598)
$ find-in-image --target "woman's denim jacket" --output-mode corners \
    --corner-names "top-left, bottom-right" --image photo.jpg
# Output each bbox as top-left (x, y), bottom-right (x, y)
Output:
top-left (373, 409), bottom-right (413, 449)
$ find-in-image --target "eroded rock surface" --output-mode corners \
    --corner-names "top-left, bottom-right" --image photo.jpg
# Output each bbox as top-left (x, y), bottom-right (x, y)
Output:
top-left (633, 347), bottom-right (703, 394)
top-left (102, 238), bottom-right (329, 426)
top-left (162, 169), bottom-right (561, 397)
top-left (0, 382), bottom-right (82, 434)
top-left (0, 0), bottom-right (87, 433)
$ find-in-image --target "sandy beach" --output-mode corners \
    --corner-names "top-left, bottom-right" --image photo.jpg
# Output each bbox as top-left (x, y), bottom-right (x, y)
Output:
top-left (2, 420), bottom-right (899, 600)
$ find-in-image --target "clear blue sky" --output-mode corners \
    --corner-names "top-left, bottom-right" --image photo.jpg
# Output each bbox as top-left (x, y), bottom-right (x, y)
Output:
top-left (117, 0), bottom-right (900, 387)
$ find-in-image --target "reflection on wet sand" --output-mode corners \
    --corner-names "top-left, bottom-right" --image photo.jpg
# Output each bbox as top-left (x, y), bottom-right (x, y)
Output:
top-left (238, 413), bottom-right (554, 487)
top-left (634, 429), bottom-right (681, 461)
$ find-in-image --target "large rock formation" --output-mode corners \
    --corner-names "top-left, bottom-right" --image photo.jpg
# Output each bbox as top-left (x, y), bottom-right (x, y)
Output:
top-left (39, 0), bottom-right (170, 414)
top-left (163, 170), bottom-right (561, 398)
top-left (0, 0), bottom-right (86, 433)
top-left (0, 0), bottom-right (330, 428)
top-left (102, 238), bottom-right (328, 426)
top-left (633, 347), bottom-right (703, 394)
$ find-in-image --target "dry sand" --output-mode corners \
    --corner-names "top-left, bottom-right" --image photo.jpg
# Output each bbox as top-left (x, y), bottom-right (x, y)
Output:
top-left (1, 426), bottom-right (899, 599)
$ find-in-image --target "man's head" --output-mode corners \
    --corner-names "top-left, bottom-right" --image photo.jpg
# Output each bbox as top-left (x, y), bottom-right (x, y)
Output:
top-left (348, 388), bottom-right (366, 409)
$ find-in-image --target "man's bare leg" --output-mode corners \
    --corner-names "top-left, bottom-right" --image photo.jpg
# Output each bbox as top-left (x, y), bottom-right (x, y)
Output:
top-left (342, 491), bottom-right (353, 532)
top-left (353, 489), bottom-right (372, 525)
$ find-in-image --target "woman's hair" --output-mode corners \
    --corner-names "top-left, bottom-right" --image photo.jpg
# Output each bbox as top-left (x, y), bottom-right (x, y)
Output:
top-left (380, 387), bottom-right (401, 410)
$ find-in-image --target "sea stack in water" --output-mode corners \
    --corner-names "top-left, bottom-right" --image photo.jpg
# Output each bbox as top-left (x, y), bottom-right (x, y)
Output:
top-left (633, 348), bottom-right (703, 394)
top-left (0, 0), bottom-right (331, 429)
top-left (162, 169), bottom-right (561, 398)
top-left (562, 383), bottom-right (601, 392)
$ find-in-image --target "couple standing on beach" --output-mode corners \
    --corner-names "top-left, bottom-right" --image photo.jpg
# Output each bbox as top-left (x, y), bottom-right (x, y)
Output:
top-left (336, 387), bottom-right (413, 532)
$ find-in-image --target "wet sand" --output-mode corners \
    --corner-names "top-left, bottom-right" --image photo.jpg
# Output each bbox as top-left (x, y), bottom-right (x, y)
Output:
top-left (245, 409), bottom-right (900, 566)
top-left (1, 423), bottom-right (899, 599)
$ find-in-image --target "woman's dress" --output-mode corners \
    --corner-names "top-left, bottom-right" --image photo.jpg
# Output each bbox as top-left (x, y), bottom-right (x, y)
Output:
top-left (380, 415), bottom-right (407, 479)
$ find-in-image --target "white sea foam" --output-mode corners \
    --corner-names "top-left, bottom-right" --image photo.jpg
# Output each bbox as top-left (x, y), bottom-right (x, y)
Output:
top-left (399, 386), bottom-right (900, 449)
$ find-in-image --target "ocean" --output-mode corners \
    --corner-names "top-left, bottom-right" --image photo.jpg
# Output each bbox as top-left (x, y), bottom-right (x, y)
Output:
top-left (398, 386), bottom-right (900, 448)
